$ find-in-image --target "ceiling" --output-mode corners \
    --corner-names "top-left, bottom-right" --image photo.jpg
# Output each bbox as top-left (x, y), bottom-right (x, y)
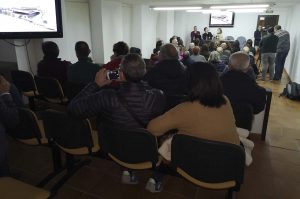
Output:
top-left (114, 0), bottom-right (298, 7)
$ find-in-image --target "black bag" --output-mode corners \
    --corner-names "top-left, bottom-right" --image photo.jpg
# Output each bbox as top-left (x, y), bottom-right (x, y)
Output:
top-left (280, 81), bottom-right (300, 100)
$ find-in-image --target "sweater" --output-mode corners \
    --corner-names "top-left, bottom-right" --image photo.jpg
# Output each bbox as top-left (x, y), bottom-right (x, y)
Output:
top-left (147, 98), bottom-right (240, 145)
top-left (275, 29), bottom-right (290, 53)
top-left (259, 33), bottom-right (279, 54)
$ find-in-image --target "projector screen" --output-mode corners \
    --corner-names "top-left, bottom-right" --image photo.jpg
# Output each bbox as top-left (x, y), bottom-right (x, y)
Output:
top-left (0, 0), bottom-right (63, 39)
top-left (209, 11), bottom-right (235, 27)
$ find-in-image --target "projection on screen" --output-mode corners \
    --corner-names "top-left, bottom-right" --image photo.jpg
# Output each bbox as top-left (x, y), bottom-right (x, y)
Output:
top-left (0, 0), bottom-right (62, 38)
top-left (209, 11), bottom-right (235, 27)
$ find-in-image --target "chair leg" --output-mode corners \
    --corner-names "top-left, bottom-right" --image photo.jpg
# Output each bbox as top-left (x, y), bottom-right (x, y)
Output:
top-left (50, 154), bottom-right (91, 197)
top-left (225, 189), bottom-right (234, 199)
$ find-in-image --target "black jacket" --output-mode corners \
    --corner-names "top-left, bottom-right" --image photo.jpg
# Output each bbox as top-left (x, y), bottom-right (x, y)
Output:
top-left (221, 70), bottom-right (266, 114)
top-left (68, 82), bottom-right (165, 128)
top-left (259, 33), bottom-right (279, 54)
top-left (144, 59), bottom-right (187, 96)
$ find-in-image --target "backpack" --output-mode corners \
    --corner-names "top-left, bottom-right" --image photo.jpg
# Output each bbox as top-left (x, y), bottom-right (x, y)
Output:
top-left (280, 81), bottom-right (300, 100)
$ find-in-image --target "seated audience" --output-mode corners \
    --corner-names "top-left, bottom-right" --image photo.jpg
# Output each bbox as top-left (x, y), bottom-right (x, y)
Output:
top-left (215, 28), bottom-right (224, 42)
top-left (246, 39), bottom-right (256, 56)
top-left (243, 46), bottom-right (259, 77)
top-left (0, 75), bottom-right (21, 176)
top-left (130, 47), bottom-right (142, 57)
top-left (221, 52), bottom-right (266, 114)
top-left (194, 38), bottom-right (200, 47)
top-left (190, 46), bottom-right (206, 62)
top-left (150, 40), bottom-right (163, 65)
top-left (37, 41), bottom-right (71, 84)
top-left (148, 62), bottom-right (240, 154)
top-left (181, 51), bottom-right (194, 68)
top-left (144, 44), bottom-right (187, 96)
top-left (68, 41), bottom-right (100, 85)
top-left (68, 54), bottom-right (165, 191)
top-left (231, 40), bottom-right (241, 53)
top-left (221, 43), bottom-right (231, 57)
top-left (103, 41), bottom-right (129, 71)
top-left (200, 44), bottom-right (210, 60)
top-left (208, 51), bottom-right (226, 75)
top-left (219, 45), bottom-right (230, 65)
top-left (208, 41), bottom-right (216, 52)
top-left (188, 42), bottom-right (195, 55)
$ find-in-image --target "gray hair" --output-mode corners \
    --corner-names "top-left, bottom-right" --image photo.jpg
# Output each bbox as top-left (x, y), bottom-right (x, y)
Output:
top-left (208, 51), bottom-right (221, 62)
top-left (120, 53), bottom-right (146, 82)
top-left (159, 43), bottom-right (179, 60)
top-left (229, 52), bottom-right (250, 72)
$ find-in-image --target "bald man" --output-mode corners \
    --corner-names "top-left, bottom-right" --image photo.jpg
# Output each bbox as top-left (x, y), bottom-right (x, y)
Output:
top-left (221, 52), bottom-right (266, 114)
top-left (144, 43), bottom-right (187, 109)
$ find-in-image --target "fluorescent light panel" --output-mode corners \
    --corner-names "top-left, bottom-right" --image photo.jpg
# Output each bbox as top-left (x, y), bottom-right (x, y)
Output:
top-left (152, 6), bottom-right (202, 11)
top-left (187, 9), bottom-right (221, 13)
top-left (227, 8), bottom-right (267, 13)
top-left (210, 4), bottom-right (269, 9)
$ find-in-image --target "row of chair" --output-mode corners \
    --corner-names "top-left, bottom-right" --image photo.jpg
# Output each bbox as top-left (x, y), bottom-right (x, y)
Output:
top-left (7, 108), bottom-right (245, 199)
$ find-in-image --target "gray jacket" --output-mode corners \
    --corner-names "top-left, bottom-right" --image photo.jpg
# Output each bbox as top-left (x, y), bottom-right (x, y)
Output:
top-left (275, 30), bottom-right (290, 53)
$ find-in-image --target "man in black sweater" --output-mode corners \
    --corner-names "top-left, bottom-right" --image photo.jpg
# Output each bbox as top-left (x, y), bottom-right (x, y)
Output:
top-left (259, 27), bottom-right (279, 81)
top-left (221, 52), bottom-right (266, 115)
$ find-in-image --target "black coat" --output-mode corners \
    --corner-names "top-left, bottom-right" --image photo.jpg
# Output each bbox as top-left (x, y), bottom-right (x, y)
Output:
top-left (221, 70), bottom-right (266, 114)
top-left (144, 59), bottom-right (187, 96)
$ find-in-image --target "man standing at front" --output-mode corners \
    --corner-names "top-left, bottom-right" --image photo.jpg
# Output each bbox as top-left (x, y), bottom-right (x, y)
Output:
top-left (273, 25), bottom-right (290, 81)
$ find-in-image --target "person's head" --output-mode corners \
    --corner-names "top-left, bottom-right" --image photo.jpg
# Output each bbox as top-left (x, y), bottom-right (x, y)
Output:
top-left (113, 41), bottom-right (129, 56)
top-left (159, 43), bottom-right (179, 60)
top-left (258, 26), bottom-right (262, 31)
top-left (221, 42), bottom-right (227, 49)
top-left (129, 47), bottom-right (142, 57)
top-left (201, 44), bottom-right (209, 52)
top-left (246, 39), bottom-right (253, 47)
top-left (156, 40), bottom-right (163, 49)
top-left (187, 62), bottom-right (226, 108)
top-left (193, 26), bottom-right (197, 31)
top-left (169, 36), bottom-right (177, 44)
top-left (194, 38), bottom-right (200, 46)
top-left (208, 41), bottom-right (216, 51)
top-left (243, 46), bottom-right (250, 54)
top-left (267, 27), bottom-right (274, 34)
top-left (216, 46), bottom-right (223, 53)
top-left (228, 52), bottom-right (250, 72)
top-left (42, 41), bottom-right (59, 58)
top-left (189, 42), bottom-right (195, 49)
top-left (171, 38), bottom-right (178, 46)
top-left (192, 46), bottom-right (200, 55)
top-left (119, 53), bottom-right (146, 82)
top-left (217, 28), bottom-right (222, 34)
top-left (183, 51), bottom-right (190, 59)
top-left (208, 51), bottom-right (220, 62)
top-left (274, 25), bottom-right (281, 32)
top-left (204, 27), bottom-right (209, 33)
top-left (75, 41), bottom-right (90, 59)
top-left (177, 37), bottom-right (183, 46)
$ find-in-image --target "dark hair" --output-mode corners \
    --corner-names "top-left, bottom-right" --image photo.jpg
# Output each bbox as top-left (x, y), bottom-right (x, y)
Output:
top-left (42, 41), bottom-right (59, 58)
top-left (75, 41), bottom-right (90, 58)
top-left (204, 27), bottom-right (208, 31)
top-left (113, 41), bottom-right (129, 56)
top-left (120, 53), bottom-right (146, 82)
top-left (246, 39), bottom-right (253, 47)
top-left (153, 40), bottom-right (163, 54)
top-left (274, 25), bottom-right (281, 30)
top-left (129, 47), bottom-right (142, 56)
top-left (268, 27), bottom-right (274, 33)
top-left (194, 38), bottom-right (200, 46)
top-left (177, 37), bottom-right (184, 46)
top-left (232, 40), bottom-right (240, 53)
top-left (208, 41), bottom-right (216, 52)
top-left (187, 62), bottom-right (226, 108)
top-left (169, 36), bottom-right (177, 43)
top-left (201, 44), bottom-right (209, 52)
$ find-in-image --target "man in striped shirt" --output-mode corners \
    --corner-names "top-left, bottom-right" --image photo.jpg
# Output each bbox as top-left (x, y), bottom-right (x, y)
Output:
top-left (274, 25), bottom-right (290, 81)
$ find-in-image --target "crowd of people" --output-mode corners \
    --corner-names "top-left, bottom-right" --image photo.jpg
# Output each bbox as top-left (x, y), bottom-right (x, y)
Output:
top-left (1, 24), bottom-right (290, 192)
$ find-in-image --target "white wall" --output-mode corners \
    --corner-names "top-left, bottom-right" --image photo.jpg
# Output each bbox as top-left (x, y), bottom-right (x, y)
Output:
top-left (285, 4), bottom-right (300, 83)
top-left (174, 8), bottom-right (289, 46)
top-left (122, 4), bottom-right (132, 47)
top-left (0, 40), bottom-right (17, 63)
top-left (156, 11), bottom-right (175, 43)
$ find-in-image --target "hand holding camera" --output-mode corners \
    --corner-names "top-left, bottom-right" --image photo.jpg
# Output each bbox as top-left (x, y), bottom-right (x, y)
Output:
top-left (95, 68), bottom-right (112, 87)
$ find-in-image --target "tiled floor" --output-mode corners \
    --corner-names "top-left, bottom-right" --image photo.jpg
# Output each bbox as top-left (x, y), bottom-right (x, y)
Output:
top-left (7, 72), bottom-right (300, 199)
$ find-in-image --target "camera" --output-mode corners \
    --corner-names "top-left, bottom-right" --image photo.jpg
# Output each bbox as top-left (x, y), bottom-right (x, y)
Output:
top-left (106, 70), bottom-right (119, 80)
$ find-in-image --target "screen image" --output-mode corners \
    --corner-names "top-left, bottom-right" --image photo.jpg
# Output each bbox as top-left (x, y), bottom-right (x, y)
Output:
top-left (209, 11), bottom-right (235, 27)
top-left (0, 0), bottom-right (62, 39)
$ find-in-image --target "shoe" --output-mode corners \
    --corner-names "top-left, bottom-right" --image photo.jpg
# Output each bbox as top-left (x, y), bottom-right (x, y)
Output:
top-left (122, 171), bottom-right (138, 184)
top-left (145, 178), bottom-right (163, 193)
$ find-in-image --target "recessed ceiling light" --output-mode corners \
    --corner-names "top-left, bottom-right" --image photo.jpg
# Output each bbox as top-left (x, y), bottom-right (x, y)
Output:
top-left (152, 6), bottom-right (203, 11)
top-left (210, 4), bottom-right (269, 9)
top-left (227, 8), bottom-right (267, 13)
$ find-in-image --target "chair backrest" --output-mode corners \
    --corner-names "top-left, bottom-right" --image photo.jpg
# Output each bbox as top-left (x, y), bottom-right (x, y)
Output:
top-left (100, 123), bottom-right (158, 164)
top-left (171, 134), bottom-right (245, 189)
top-left (65, 81), bottom-right (85, 100)
top-left (231, 103), bottom-right (254, 131)
top-left (225, 36), bottom-right (234, 41)
top-left (42, 110), bottom-right (95, 151)
top-left (14, 108), bottom-right (48, 145)
top-left (35, 76), bottom-right (65, 101)
top-left (236, 36), bottom-right (247, 50)
top-left (11, 70), bottom-right (37, 94)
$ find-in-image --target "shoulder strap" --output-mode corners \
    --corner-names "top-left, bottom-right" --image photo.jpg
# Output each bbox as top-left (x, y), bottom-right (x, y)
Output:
top-left (116, 93), bottom-right (147, 128)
